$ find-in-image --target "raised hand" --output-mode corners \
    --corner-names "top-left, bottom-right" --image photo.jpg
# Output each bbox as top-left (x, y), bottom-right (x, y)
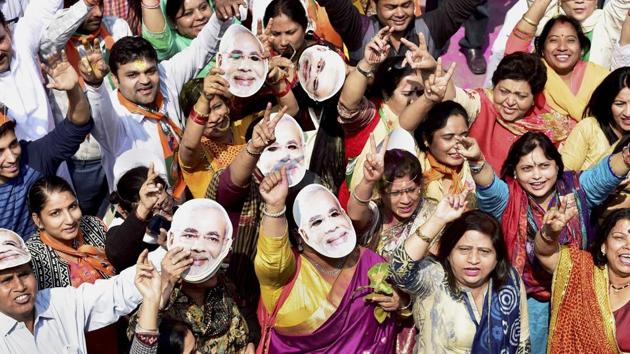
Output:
top-left (433, 190), bottom-right (469, 224)
top-left (78, 38), bottom-right (110, 85)
top-left (215, 0), bottom-right (245, 20)
top-left (159, 246), bottom-right (192, 309)
top-left (423, 57), bottom-right (456, 103)
top-left (203, 67), bottom-right (231, 100)
top-left (267, 55), bottom-right (295, 88)
top-left (248, 103), bottom-right (286, 154)
top-left (363, 133), bottom-right (389, 184)
top-left (541, 194), bottom-right (578, 241)
top-left (41, 50), bottom-right (79, 91)
top-left (259, 167), bottom-right (289, 209)
top-left (134, 249), bottom-right (162, 304)
top-left (256, 18), bottom-right (274, 59)
top-left (401, 32), bottom-right (436, 75)
top-left (455, 136), bottom-right (483, 163)
top-left (364, 26), bottom-right (393, 66)
top-left (136, 163), bottom-right (164, 220)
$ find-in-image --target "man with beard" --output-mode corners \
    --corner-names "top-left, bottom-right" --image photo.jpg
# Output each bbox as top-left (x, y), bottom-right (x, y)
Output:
top-left (37, 0), bottom-right (131, 217)
top-left (315, 0), bottom-right (487, 64)
top-left (80, 13), bottom-right (231, 196)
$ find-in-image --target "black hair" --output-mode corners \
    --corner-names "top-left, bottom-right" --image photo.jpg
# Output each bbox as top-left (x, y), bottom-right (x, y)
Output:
top-left (0, 10), bottom-right (6, 28)
top-left (415, 101), bottom-right (469, 152)
top-left (500, 132), bottom-right (564, 180)
top-left (179, 78), bottom-right (204, 117)
top-left (157, 319), bottom-right (193, 354)
top-left (28, 176), bottom-right (77, 215)
top-left (0, 120), bottom-right (16, 138)
top-left (436, 210), bottom-right (511, 292)
top-left (591, 208), bottom-right (630, 267)
top-left (535, 15), bottom-right (591, 58)
top-left (492, 52), bottom-right (547, 95)
top-left (109, 166), bottom-right (167, 214)
top-left (109, 36), bottom-right (158, 76)
top-left (370, 56), bottom-right (416, 100)
top-left (165, 0), bottom-right (184, 26)
top-left (583, 67), bottom-right (630, 145)
top-left (263, 0), bottom-right (308, 31)
top-left (379, 149), bottom-right (422, 191)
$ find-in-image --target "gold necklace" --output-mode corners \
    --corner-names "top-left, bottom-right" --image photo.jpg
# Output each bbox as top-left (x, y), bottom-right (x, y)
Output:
top-left (610, 281), bottom-right (630, 293)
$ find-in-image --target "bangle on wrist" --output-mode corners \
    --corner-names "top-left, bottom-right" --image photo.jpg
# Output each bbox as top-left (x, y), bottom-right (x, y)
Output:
top-left (414, 228), bottom-right (435, 244)
top-left (356, 61), bottom-right (374, 79)
top-left (189, 107), bottom-right (209, 126)
top-left (271, 82), bottom-right (292, 97)
top-left (141, 0), bottom-right (160, 9)
top-left (351, 189), bottom-right (371, 205)
top-left (522, 15), bottom-right (538, 27)
top-left (469, 159), bottom-right (486, 174)
top-left (262, 205), bottom-right (286, 218)
top-left (245, 140), bottom-right (262, 156)
top-left (399, 299), bottom-right (412, 311)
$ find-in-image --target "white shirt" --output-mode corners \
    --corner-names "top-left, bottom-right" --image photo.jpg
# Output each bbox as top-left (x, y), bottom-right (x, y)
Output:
top-left (86, 14), bottom-right (231, 191)
top-left (0, 265), bottom-right (141, 354)
top-left (0, 0), bottom-right (62, 141)
top-left (0, 0), bottom-right (29, 31)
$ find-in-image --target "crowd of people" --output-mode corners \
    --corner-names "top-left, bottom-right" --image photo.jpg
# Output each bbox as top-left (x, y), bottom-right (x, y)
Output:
top-left (0, 0), bottom-right (629, 353)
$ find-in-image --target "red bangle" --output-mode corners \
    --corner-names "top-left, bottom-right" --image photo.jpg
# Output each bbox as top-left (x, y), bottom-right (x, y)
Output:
top-left (189, 108), bottom-right (209, 126)
top-left (272, 81), bottom-right (293, 97)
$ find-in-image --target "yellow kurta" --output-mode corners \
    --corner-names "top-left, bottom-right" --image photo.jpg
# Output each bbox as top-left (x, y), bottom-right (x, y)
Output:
top-left (418, 152), bottom-right (477, 208)
top-left (254, 228), bottom-right (335, 331)
top-left (559, 117), bottom-right (612, 171)
top-left (180, 115), bottom-right (253, 198)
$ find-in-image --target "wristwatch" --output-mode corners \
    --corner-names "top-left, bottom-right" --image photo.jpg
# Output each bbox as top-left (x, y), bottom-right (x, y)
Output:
top-left (356, 62), bottom-right (374, 79)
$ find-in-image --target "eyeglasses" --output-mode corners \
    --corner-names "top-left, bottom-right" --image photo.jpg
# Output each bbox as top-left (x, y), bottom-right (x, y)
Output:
top-left (384, 186), bottom-right (422, 199)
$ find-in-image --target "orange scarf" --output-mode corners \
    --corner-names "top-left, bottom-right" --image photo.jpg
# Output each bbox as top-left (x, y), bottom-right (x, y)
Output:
top-left (117, 91), bottom-right (186, 198)
top-left (65, 24), bottom-right (115, 88)
top-left (422, 153), bottom-right (463, 194)
top-left (39, 230), bottom-right (115, 277)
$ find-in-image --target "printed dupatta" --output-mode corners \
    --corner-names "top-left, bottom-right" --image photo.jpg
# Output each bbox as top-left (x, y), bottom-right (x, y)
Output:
top-left (466, 267), bottom-right (528, 354)
top-left (502, 171), bottom-right (595, 300)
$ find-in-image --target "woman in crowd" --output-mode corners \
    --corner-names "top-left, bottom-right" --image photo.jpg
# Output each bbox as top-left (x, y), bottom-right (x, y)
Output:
top-left (338, 26), bottom-right (437, 206)
top-left (179, 59), bottom-right (298, 198)
top-left (561, 67), bottom-right (630, 170)
top-left (141, 0), bottom-right (214, 75)
top-left (535, 207), bottom-right (630, 354)
top-left (106, 163), bottom-right (172, 271)
top-left (457, 131), bottom-right (630, 352)
top-left (506, 0), bottom-right (610, 122)
top-left (391, 207), bottom-right (530, 353)
top-left (414, 101), bottom-right (476, 205)
top-left (403, 51), bottom-right (574, 174)
top-left (25, 176), bottom-right (118, 354)
top-left (255, 168), bottom-right (398, 353)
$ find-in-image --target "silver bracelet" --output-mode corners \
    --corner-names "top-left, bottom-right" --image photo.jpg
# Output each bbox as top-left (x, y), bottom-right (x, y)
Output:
top-left (351, 190), bottom-right (371, 205)
top-left (469, 160), bottom-right (486, 174)
top-left (262, 205), bottom-right (286, 218)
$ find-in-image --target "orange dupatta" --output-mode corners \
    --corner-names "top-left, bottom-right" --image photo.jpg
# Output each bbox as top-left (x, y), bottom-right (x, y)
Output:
top-left (39, 230), bottom-right (115, 277)
top-left (65, 24), bottom-right (115, 88)
top-left (423, 153), bottom-right (463, 194)
top-left (117, 91), bottom-right (186, 198)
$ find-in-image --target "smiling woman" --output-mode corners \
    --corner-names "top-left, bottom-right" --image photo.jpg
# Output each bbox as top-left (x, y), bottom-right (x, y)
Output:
top-left (24, 175), bottom-right (118, 353)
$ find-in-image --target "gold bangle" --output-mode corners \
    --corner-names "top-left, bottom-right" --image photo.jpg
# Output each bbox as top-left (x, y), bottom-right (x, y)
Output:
top-left (522, 16), bottom-right (539, 27)
top-left (414, 229), bottom-right (434, 244)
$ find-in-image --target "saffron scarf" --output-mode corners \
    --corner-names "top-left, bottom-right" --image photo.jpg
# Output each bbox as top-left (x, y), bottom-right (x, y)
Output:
top-left (39, 229), bottom-right (115, 278)
top-left (547, 246), bottom-right (618, 354)
top-left (423, 153), bottom-right (463, 194)
top-left (477, 88), bottom-right (575, 146)
top-left (117, 91), bottom-right (185, 197)
top-left (501, 172), bottom-right (594, 300)
top-left (468, 267), bottom-right (527, 354)
top-left (64, 24), bottom-right (115, 88)
top-left (543, 60), bottom-right (608, 122)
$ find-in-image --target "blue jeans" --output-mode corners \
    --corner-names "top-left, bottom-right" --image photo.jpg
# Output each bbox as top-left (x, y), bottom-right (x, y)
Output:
top-left (68, 158), bottom-right (109, 217)
top-left (528, 297), bottom-right (550, 354)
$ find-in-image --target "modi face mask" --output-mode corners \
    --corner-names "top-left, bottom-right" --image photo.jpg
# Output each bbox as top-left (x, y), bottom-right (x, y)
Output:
top-left (256, 113), bottom-right (307, 187)
top-left (0, 229), bottom-right (31, 271)
top-left (297, 45), bottom-right (345, 102)
top-left (292, 184), bottom-right (356, 258)
top-left (167, 199), bottom-right (233, 283)
top-left (217, 24), bottom-right (269, 98)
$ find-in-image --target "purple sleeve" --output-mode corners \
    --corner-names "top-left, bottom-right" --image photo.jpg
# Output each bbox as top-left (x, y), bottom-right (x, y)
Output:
top-left (216, 167), bottom-right (250, 212)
